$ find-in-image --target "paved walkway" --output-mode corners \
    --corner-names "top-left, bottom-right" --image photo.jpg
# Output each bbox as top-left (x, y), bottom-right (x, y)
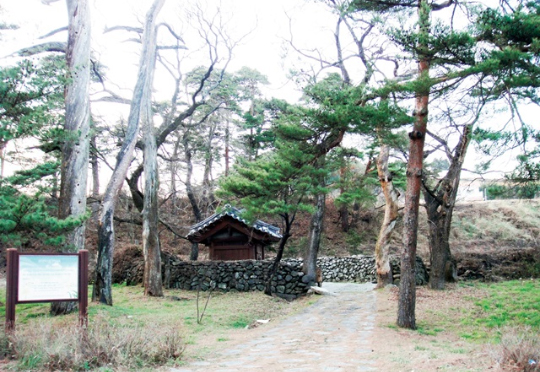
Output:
top-left (171, 282), bottom-right (377, 372)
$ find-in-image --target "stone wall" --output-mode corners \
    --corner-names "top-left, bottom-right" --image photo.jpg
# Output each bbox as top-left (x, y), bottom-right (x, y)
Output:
top-left (162, 255), bottom-right (428, 297)
top-left (283, 256), bottom-right (377, 283)
top-left (165, 259), bottom-right (309, 297)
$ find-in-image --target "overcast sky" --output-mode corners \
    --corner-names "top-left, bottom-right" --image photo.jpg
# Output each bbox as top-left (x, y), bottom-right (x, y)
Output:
top-left (2, 0), bottom-right (538, 183)
top-left (2, 0), bottom-right (337, 100)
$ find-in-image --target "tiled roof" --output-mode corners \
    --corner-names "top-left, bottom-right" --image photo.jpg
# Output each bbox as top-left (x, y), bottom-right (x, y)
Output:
top-left (187, 205), bottom-right (282, 240)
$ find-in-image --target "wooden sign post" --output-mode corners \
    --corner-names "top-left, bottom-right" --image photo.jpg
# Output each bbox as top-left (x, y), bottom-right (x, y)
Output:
top-left (5, 249), bottom-right (89, 333)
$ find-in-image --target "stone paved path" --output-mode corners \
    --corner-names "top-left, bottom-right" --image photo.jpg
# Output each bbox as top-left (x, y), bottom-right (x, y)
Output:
top-left (171, 282), bottom-right (377, 372)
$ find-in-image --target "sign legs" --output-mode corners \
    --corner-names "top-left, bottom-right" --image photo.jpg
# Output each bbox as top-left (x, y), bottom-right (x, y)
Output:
top-left (5, 249), bottom-right (18, 333)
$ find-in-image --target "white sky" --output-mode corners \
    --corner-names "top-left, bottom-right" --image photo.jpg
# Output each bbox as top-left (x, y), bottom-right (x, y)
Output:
top-left (2, 0), bottom-right (334, 100)
top-left (1, 0), bottom-right (539, 185)
top-left (1, 0), bottom-right (340, 186)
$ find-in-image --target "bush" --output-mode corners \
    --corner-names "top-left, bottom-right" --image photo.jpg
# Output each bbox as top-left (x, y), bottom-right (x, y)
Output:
top-left (0, 327), bottom-right (11, 360)
top-left (494, 327), bottom-right (540, 372)
top-left (11, 314), bottom-right (183, 371)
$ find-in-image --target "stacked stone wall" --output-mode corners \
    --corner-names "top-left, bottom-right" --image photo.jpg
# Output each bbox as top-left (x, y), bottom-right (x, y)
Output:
top-left (166, 259), bottom-right (308, 296)
top-left (164, 255), bottom-right (428, 297)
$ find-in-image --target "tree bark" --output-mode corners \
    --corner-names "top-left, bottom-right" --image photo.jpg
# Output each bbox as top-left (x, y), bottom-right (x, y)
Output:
top-left (58, 0), bottom-right (91, 251)
top-left (375, 144), bottom-right (399, 288)
top-left (0, 141), bottom-right (6, 179)
top-left (190, 242), bottom-right (199, 261)
top-left (51, 0), bottom-right (91, 316)
top-left (265, 217), bottom-right (292, 296)
top-left (141, 35), bottom-right (162, 297)
top-left (170, 135), bottom-right (181, 215)
top-left (182, 130), bottom-right (202, 261)
top-left (338, 164), bottom-right (350, 232)
top-left (201, 120), bottom-right (217, 216)
top-left (90, 133), bottom-right (100, 223)
top-left (398, 0), bottom-right (430, 330)
top-left (93, 0), bottom-right (164, 305)
top-left (339, 204), bottom-right (349, 232)
top-left (141, 130), bottom-right (163, 297)
top-left (303, 192), bottom-right (326, 286)
top-left (225, 120), bottom-right (230, 176)
top-left (128, 165), bottom-right (145, 212)
top-left (424, 125), bottom-right (472, 289)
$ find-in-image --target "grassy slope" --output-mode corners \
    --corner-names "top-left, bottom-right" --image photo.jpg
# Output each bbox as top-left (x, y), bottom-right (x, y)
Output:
top-left (83, 199), bottom-right (540, 264)
top-left (375, 280), bottom-right (540, 371)
top-left (2, 280), bottom-right (540, 370)
top-left (1, 199), bottom-right (539, 370)
top-left (0, 284), bottom-right (317, 371)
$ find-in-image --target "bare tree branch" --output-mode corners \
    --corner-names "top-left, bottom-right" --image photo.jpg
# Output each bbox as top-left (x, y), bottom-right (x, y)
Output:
top-left (157, 45), bottom-right (188, 50)
top-left (14, 42), bottom-right (67, 56)
top-left (104, 25), bottom-right (143, 34)
top-left (157, 22), bottom-right (185, 43)
top-left (39, 26), bottom-right (68, 39)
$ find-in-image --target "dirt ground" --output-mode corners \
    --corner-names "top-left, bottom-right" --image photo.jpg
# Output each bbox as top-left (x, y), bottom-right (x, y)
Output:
top-left (0, 276), bottom-right (517, 371)
top-left (167, 283), bottom-right (498, 372)
top-left (169, 283), bottom-right (377, 372)
top-left (371, 285), bottom-right (495, 372)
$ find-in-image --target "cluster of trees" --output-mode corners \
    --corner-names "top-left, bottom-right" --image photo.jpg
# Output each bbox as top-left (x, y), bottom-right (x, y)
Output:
top-left (1, 0), bottom-right (538, 328)
top-left (482, 182), bottom-right (539, 199)
top-left (219, 0), bottom-right (539, 328)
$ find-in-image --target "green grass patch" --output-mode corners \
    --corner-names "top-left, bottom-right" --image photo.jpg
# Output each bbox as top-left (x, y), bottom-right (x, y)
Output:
top-left (446, 280), bottom-right (540, 344)
top-left (0, 283), bottom-right (317, 370)
top-left (416, 325), bottom-right (444, 336)
top-left (471, 280), bottom-right (540, 331)
top-left (230, 317), bottom-right (250, 329)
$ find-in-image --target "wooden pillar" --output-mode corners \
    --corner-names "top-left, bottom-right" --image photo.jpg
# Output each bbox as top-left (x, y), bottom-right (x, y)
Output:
top-left (5, 248), bottom-right (18, 333)
top-left (78, 249), bottom-right (89, 328)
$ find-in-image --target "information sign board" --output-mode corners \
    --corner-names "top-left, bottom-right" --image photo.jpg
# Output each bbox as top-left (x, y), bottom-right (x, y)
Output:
top-left (5, 249), bottom-right (89, 332)
top-left (18, 255), bottom-right (79, 302)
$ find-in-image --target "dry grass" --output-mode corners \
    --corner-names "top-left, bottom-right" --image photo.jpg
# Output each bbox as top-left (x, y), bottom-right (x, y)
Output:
top-left (374, 280), bottom-right (540, 372)
top-left (492, 327), bottom-right (540, 372)
top-left (451, 200), bottom-right (540, 245)
top-left (0, 284), bottom-right (317, 371)
top-left (7, 314), bottom-right (183, 371)
top-left (373, 284), bottom-right (493, 372)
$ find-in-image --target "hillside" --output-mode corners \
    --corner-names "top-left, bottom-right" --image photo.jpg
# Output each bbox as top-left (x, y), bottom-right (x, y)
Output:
top-left (2, 198), bottom-right (539, 281)
top-left (90, 198), bottom-right (540, 282)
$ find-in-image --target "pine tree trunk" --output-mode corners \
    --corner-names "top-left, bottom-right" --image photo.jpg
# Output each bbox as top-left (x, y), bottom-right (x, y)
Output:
top-left (94, 207), bottom-right (114, 304)
top-left (303, 192), bottom-right (325, 285)
top-left (142, 143), bottom-right (162, 297)
top-left (398, 0), bottom-right (430, 330)
top-left (141, 55), bottom-right (162, 297)
top-left (0, 141), bottom-right (6, 178)
top-left (201, 122), bottom-right (216, 216)
top-left (183, 129), bottom-right (202, 262)
top-left (58, 0), bottom-right (91, 251)
top-left (425, 125), bottom-right (472, 289)
top-left (225, 120), bottom-right (230, 176)
top-left (170, 136), bottom-right (181, 215)
top-left (51, 0), bottom-right (91, 316)
top-left (375, 145), bottom-right (399, 288)
top-left (190, 242), bottom-right (199, 261)
top-left (339, 165), bottom-right (350, 232)
top-left (265, 218), bottom-right (292, 296)
top-left (127, 165), bottom-right (144, 212)
top-left (339, 204), bottom-right (349, 232)
top-left (93, 0), bottom-right (164, 305)
top-left (90, 134), bottom-right (100, 223)
top-left (424, 192), bottom-right (453, 290)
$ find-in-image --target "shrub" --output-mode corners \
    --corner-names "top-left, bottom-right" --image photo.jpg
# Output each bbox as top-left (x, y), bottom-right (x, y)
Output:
top-left (0, 327), bottom-right (11, 360)
top-left (11, 314), bottom-right (183, 371)
top-left (494, 327), bottom-right (540, 372)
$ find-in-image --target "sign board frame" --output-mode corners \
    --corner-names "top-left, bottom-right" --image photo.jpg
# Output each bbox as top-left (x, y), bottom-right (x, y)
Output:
top-left (5, 249), bottom-right (88, 332)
